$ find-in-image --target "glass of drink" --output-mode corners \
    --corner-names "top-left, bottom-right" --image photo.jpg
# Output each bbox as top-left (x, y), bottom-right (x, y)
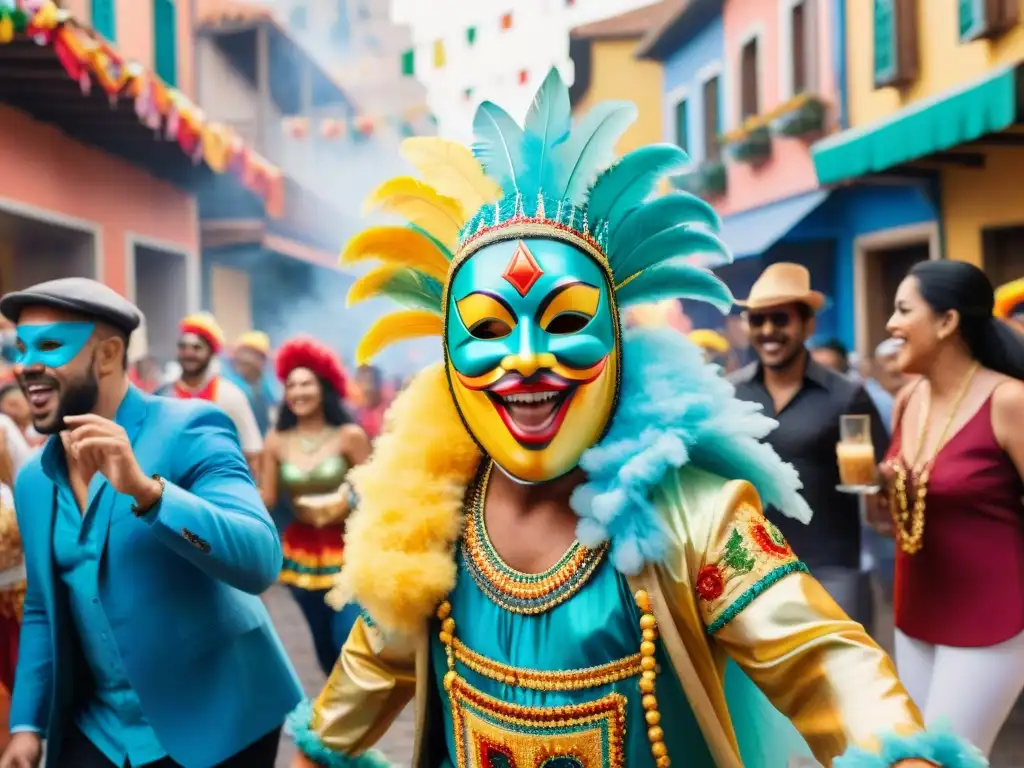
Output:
top-left (836, 414), bottom-right (880, 494)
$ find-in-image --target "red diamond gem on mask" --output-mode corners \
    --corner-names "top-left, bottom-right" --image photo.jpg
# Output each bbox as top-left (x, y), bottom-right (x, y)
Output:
top-left (502, 242), bottom-right (544, 296)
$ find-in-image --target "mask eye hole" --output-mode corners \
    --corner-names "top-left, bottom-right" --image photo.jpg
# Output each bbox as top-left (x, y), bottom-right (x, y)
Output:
top-left (468, 318), bottom-right (513, 340)
top-left (38, 340), bottom-right (63, 352)
top-left (545, 312), bottom-right (590, 335)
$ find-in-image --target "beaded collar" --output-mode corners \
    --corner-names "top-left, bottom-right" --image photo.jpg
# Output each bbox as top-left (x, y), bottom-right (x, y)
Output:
top-left (461, 461), bottom-right (607, 615)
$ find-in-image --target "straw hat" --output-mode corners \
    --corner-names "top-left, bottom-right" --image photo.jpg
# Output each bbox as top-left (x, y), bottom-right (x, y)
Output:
top-left (735, 263), bottom-right (826, 312)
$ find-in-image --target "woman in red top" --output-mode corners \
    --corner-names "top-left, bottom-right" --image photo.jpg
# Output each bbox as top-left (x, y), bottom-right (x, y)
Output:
top-left (875, 260), bottom-right (1024, 756)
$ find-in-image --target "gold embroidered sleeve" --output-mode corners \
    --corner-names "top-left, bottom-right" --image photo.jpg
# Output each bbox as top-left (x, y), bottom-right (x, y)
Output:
top-left (303, 615), bottom-right (416, 756)
top-left (704, 481), bottom-right (924, 764)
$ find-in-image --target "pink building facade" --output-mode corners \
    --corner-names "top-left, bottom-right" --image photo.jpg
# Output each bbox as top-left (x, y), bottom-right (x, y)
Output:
top-left (0, 0), bottom-right (280, 361)
top-left (718, 0), bottom-right (839, 215)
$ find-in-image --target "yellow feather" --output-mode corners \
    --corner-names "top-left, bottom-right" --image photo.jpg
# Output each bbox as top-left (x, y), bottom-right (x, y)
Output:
top-left (356, 310), bottom-right (443, 365)
top-left (347, 265), bottom-right (405, 307)
top-left (362, 177), bottom-right (464, 251)
top-left (400, 137), bottom-right (502, 215)
top-left (340, 226), bottom-right (449, 283)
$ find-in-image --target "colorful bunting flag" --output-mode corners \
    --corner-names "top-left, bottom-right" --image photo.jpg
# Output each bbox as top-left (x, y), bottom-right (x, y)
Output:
top-left (433, 39), bottom-right (445, 68)
top-left (500, 12), bottom-right (512, 30)
top-left (401, 48), bottom-right (414, 76)
top-left (466, 26), bottom-right (476, 45)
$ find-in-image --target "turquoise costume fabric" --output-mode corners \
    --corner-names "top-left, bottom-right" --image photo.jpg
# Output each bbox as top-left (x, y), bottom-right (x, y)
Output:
top-left (431, 551), bottom-right (716, 768)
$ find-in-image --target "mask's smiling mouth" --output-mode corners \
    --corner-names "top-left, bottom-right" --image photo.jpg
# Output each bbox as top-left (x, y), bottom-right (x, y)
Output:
top-left (487, 372), bottom-right (574, 448)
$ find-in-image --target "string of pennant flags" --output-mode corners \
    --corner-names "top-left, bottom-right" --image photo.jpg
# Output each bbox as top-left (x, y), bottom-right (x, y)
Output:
top-left (279, 102), bottom-right (436, 141)
top-left (399, 0), bottom-right (578, 77)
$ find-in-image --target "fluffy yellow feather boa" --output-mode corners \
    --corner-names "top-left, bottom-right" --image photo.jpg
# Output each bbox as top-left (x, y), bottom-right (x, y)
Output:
top-left (329, 363), bottom-right (481, 637)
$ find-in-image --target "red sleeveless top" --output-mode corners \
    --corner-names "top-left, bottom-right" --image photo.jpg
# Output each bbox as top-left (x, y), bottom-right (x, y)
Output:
top-left (887, 396), bottom-right (1024, 647)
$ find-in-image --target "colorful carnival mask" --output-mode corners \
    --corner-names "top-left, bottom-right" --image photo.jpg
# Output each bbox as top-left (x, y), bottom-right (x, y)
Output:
top-left (14, 322), bottom-right (95, 369)
top-left (445, 238), bottom-right (619, 482)
top-left (343, 68), bottom-right (734, 483)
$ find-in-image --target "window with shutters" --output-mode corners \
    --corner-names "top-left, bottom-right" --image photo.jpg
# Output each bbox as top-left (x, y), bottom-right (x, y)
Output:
top-left (91, 0), bottom-right (115, 41)
top-left (290, 4), bottom-right (308, 30)
top-left (873, 0), bottom-right (918, 89)
top-left (740, 37), bottom-right (760, 119)
top-left (674, 98), bottom-right (689, 154)
top-left (959, 0), bottom-right (1020, 41)
top-left (153, 0), bottom-right (177, 87)
top-left (789, 0), bottom-right (817, 95)
top-left (331, 1), bottom-right (350, 48)
top-left (703, 76), bottom-right (721, 162)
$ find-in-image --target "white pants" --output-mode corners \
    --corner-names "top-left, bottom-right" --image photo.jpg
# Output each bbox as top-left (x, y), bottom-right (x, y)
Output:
top-left (895, 628), bottom-right (1024, 755)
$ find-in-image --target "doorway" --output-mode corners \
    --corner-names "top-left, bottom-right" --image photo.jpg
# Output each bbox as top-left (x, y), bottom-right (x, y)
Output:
top-left (982, 226), bottom-right (1024, 288)
top-left (855, 223), bottom-right (938, 358)
top-left (132, 243), bottom-right (188, 363)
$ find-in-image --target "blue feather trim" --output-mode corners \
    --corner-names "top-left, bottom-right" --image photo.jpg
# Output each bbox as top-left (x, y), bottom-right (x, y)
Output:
top-left (834, 728), bottom-right (988, 767)
top-left (571, 327), bottom-right (813, 576)
top-left (286, 700), bottom-right (394, 768)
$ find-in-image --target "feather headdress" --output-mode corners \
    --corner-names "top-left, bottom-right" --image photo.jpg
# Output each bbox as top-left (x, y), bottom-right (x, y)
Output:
top-left (344, 67), bottom-right (734, 364)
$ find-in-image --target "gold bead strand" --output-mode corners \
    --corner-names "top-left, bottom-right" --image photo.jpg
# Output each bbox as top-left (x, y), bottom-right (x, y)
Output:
top-left (437, 600), bottom-right (457, 692)
top-left (635, 590), bottom-right (670, 768)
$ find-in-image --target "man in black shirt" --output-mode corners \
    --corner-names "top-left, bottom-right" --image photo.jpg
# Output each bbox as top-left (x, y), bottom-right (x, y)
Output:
top-left (728, 263), bottom-right (887, 629)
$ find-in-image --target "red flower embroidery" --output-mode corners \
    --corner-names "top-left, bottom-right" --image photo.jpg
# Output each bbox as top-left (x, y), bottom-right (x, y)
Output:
top-left (696, 565), bottom-right (725, 601)
top-left (751, 523), bottom-right (791, 558)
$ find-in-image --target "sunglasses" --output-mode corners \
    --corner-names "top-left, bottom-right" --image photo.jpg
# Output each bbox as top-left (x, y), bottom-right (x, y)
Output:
top-left (747, 311), bottom-right (792, 329)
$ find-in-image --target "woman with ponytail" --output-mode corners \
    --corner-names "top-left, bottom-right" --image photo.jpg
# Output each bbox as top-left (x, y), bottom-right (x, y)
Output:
top-left (873, 259), bottom-right (1024, 755)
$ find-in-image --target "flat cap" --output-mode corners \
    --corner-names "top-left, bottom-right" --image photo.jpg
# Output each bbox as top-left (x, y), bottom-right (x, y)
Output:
top-left (0, 277), bottom-right (142, 334)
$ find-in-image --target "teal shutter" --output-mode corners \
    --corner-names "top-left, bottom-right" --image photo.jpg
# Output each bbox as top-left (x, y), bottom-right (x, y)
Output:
top-left (674, 99), bottom-right (689, 153)
top-left (873, 0), bottom-right (896, 85)
top-left (91, 0), bottom-right (115, 41)
top-left (401, 48), bottom-right (415, 76)
top-left (959, 0), bottom-right (986, 39)
top-left (153, 0), bottom-right (177, 86)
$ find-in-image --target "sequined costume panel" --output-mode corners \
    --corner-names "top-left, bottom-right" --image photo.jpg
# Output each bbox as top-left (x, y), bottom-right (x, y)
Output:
top-left (279, 454), bottom-right (349, 590)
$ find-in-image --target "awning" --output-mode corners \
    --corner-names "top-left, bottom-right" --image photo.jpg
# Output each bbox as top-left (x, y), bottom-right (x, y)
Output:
top-left (718, 190), bottom-right (829, 260)
top-left (812, 64), bottom-right (1020, 186)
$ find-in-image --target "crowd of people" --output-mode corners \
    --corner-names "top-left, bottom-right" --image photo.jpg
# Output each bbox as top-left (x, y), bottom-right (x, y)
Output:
top-left (0, 68), bottom-right (1022, 768)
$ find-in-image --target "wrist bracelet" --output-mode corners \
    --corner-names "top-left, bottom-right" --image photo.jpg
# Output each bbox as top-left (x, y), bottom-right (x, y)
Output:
top-left (131, 474), bottom-right (166, 518)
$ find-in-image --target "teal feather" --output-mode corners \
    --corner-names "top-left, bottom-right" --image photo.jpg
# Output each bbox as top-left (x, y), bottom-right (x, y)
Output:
top-left (376, 268), bottom-right (444, 313)
top-left (521, 67), bottom-right (572, 200)
top-left (586, 144), bottom-right (692, 231)
top-left (609, 193), bottom-right (722, 262)
top-left (615, 261), bottom-right (733, 312)
top-left (613, 224), bottom-right (732, 281)
top-left (408, 223), bottom-right (454, 261)
top-left (471, 101), bottom-right (525, 194)
top-left (554, 100), bottom-right (637, 206)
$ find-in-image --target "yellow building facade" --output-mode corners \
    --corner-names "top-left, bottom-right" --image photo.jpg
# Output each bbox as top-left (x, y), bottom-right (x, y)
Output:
top-left (568, 3), bottom-right (673, 154)
top-left (813, 0), bottom-right (1024, 282)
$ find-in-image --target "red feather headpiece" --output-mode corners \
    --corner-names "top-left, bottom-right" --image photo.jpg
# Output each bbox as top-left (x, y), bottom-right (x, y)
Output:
top-left (275, 336), bottom-right (347, 398)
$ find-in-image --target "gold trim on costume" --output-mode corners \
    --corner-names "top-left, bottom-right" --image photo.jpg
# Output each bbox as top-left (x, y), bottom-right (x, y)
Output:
top-left (462, 462), bottom-right (607, 614)
top-left (451, 637), bottom-right (643, 691)
top-left (435, 590), bottom-right (670, 768)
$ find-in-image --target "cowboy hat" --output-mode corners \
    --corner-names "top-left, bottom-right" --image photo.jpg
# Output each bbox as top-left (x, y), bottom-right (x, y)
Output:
top-left (735, 262), bottom-right (826, 312)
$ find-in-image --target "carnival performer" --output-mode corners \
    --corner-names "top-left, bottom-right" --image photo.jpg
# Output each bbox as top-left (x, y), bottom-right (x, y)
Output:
top-left (873, 261), bottom-right (1024, 757)
top-left (158, 312), bottom-right (264, 472)
top-left (284, 70), bottom-right (983, 768)
top-left (260, 337), bottom-right (370, 675)
top-left (0, 278), bottom-right (302, 768)
top-left (225, 330), bottom-right (280, 436)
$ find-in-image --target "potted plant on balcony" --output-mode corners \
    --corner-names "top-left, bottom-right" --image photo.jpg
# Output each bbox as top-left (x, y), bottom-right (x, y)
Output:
top-left (672, 159), bottom-right (727, 200)
top-left (723, 124), bottom-right (772, 166)
top-left (771, 94), bottom-right (828, 139)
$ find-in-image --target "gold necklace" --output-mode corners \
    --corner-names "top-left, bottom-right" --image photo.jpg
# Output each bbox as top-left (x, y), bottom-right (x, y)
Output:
top-left (892, 363), bottom-right (979, 555)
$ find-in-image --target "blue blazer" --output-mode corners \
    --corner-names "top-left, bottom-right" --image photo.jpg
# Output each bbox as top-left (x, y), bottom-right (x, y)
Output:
top-left (10, 386), bottom-right (303, 767)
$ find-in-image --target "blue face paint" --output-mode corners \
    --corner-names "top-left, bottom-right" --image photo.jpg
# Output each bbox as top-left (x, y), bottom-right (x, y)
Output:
top-left (15, 322), bottom-right (95, 369)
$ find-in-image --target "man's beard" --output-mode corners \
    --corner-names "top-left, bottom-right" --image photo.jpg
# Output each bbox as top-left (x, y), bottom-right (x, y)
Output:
top-left (34, 368), bottom-right (100, 435)
top-left (180, 357), bottom-right (210, 379)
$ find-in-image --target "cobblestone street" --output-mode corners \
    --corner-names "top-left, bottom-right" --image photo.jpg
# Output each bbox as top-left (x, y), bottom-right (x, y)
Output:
top-left (266, 585), bottom-right (1024, 767)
